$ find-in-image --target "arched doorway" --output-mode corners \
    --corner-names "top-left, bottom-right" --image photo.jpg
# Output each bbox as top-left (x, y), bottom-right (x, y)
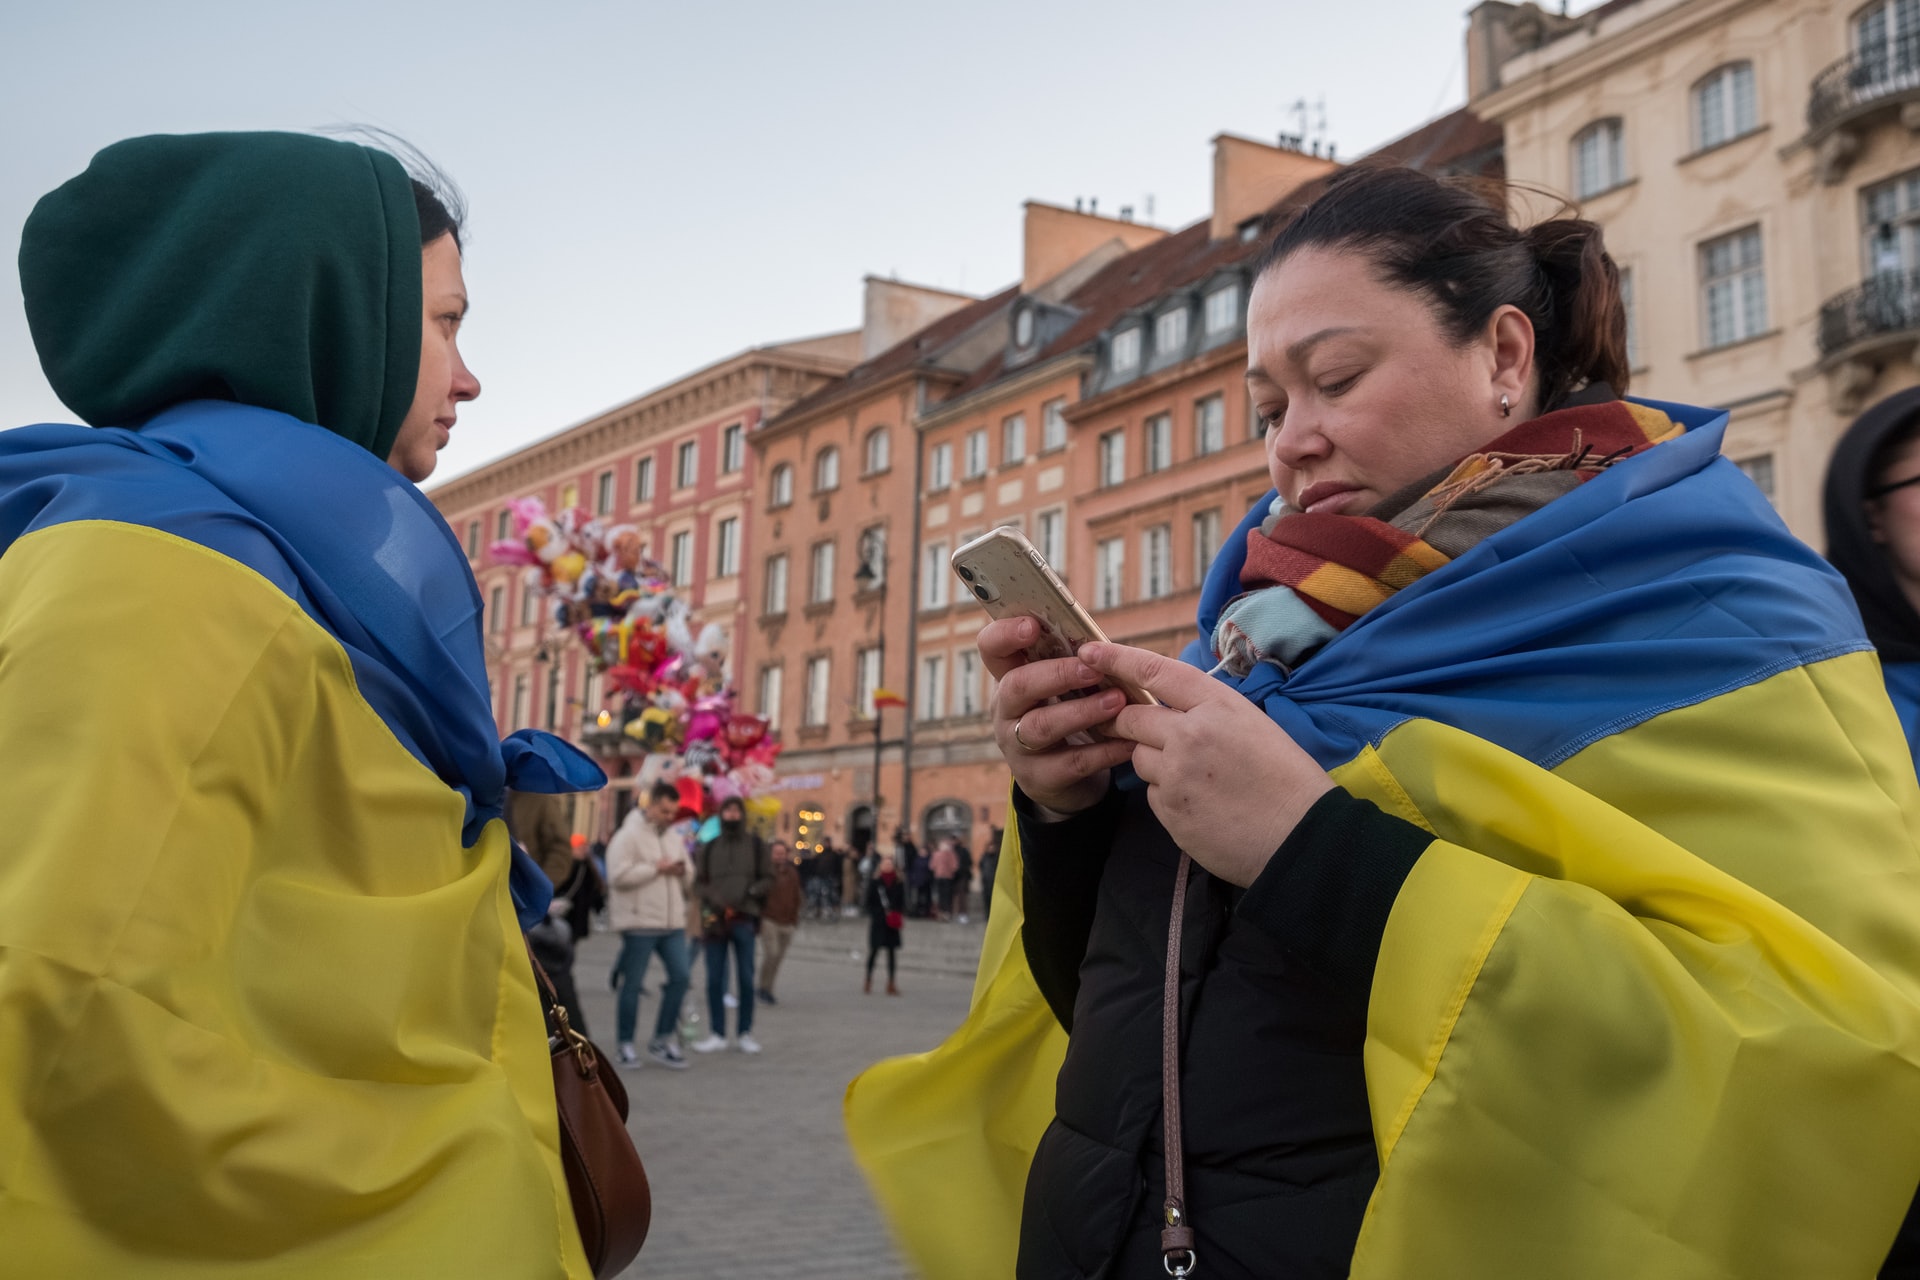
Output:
top-left (847, 804), bottom-right (876, 856)
top-left (921, 799), bottom-right (970, 850)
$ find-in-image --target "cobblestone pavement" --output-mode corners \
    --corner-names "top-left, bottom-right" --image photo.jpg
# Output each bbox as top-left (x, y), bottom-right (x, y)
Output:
top-left (567, 922), bottom-right (978, 1279)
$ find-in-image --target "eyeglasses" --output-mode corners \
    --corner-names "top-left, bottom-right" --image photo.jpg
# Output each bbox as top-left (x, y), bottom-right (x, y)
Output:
top-left (1869, 472), bottom-right (1920, 500)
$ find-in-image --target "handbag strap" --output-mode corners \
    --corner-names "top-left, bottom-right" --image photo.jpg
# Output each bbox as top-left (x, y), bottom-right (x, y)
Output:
top-left (524, 934), bottom-right (595, 1077)
top-left (1161, 852), bottom-right (1197, 1277)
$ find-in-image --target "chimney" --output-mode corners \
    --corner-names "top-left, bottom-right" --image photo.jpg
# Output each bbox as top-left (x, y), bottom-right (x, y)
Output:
top-left (860, 276), bottom-right (977, 360)
top-left (1020, 201), bottom-right (1167, 292)
top-left (1210, 133), bottom-right (1340, 242)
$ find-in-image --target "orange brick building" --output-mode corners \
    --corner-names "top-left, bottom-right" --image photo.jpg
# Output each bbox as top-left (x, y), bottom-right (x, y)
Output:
top-left (428, 335), bottom-right (860, 834)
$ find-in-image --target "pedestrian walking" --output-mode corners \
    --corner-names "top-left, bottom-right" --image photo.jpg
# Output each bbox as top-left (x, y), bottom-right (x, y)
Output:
top-left (909, 843), bottom-right (936, 919)
top-left (952, 839), bottom-right (974, 923)
top-left (756, 838), bottom-right (802, 1005)
top-left (507, 788), bottom-right (588, 1033)
top-left (978, 831), bottom-right (1001, 925)
top-left (691, 796), bottom-right (773, 1053)
top-left (605, 781), bottom-right (694, 1070)
top-left (850, 164), bottom-right (1920, 1279)
top-left (864, 855), bottom-right (906, 996)
top-left (929, 838), bottom-right (958, 920)
top-left (0, 131), bottom-right (606, 1274)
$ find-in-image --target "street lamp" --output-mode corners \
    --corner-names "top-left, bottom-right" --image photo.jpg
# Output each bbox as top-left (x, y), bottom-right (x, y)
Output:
top-left (854, 528), bottom-right (887, 856)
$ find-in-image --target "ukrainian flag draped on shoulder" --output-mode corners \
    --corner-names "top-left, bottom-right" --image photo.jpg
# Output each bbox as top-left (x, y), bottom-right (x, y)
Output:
top-left (845, 399), bottom-right (1920, 1278)
top-left (0, 402), bottom-right (603, 1278)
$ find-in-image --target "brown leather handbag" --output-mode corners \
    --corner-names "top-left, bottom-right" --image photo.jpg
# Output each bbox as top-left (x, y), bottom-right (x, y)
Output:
top-left (528, 943), bottom-right (652, 1278)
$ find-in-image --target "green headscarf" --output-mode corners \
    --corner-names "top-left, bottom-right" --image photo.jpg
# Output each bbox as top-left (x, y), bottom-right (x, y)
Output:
top-left (18, 131), bottom-right (422, 461)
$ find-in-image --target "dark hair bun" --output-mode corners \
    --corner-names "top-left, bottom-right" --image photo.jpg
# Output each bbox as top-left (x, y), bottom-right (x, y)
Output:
top-left (1258, 165), bottom-right (1631, 409)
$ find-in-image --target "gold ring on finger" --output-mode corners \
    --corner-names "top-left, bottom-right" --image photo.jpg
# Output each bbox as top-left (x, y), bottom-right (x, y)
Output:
top-left (1012, 716), bottom-right (1041, 753)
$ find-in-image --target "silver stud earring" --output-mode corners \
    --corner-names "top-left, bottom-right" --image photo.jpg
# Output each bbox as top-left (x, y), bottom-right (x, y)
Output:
top-left (1500, 393), bottom-right (1511, 419)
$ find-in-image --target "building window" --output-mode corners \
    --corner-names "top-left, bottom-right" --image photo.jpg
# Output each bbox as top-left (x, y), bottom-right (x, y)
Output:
top-left (810, 540), bottom-right (835, 604)
top-left (919, 653), bottom-right (947, 721)
top-left (721, 423), bottom-right (744, 474)
top-left (1041, 397), bottom-right (1068, 452)
top-left (857, 525), bottom-right (886, 587)
top-left (1700, 226), bottom-right (1767, 349)
top-left (1693, 62), bottom-right (1757, 152)
top-left (519, 579), bottom-right (539, 626)
top-left (715, 516), bottom-right (740, 578)
top-left (1096, 538), bottom-right (1126, 610)
top-left (954, 649), bottom-right (981, 717)
top-left (595, 469), bottom-right (615, 516)
top-left (488, 583), bottom-right (505, 633)
top-left (496, 509), bottom-right (512, 541)
top-left (769, 462), bottom-right (793, 508)
top-left (675, 440), bottom-right (699, 490)
top-left (1863, 169), bottom-right (1920, 281)
top-left (963, 428), bottom-right (988, 479)
top-left (1037, 508), bottom-right (1065, 572)
top-left (465, 518), bottom-right (480, 559)
top-left (764, 552), bottom-right (789, 615)
top-left (1854, 0), bottom-right (1920, 86)
top-left (758, 664), bottom-right (783, 731)
top-left (634, 455), bottom-right (654, 503)
top-left (864, 427), bottom-right (891, 474)
top-left (1111, 327), bottom-right (1142, 372)
top-left (1154, 307), bottom-right (1189, 358)
top-left (1001, 413), bottom-right (1027, 465)
top-left (1192, 509), bottom-right (1222, 585)
top-left (1204, 282), bottom-right (1241, 334)
top-left (560, 482), bottom-right (579, 511)
top-left (670, 530), bottom-right (693, 586)
top-left (1571, 118), bottom-right (1627, 199)
top-left (855, 646), bottom-right (881, 719)
top-left (1194, 394), bottom-right (1225, 457)
top-left (923, 540), bottom-right (949, 609)
top-left (1141, 525), bottom-right (1172, 600)
top-left (1099, 430), bottom-right (1126, 488)
top-left (1143, 413), bottom-right (1172, 473)
top-left (804, 656), bottom-right (831, 727)
top-left (1736, 453), bottom-right (1777, 501)
top-left (929, 442), bottom-right (954, 491)
top-left (511, 673), bottom-right (529, 728)
top-left (814, 447), bottom-right (840, 493)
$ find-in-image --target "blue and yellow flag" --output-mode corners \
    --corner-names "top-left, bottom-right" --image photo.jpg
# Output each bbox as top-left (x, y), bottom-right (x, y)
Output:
top-left (0, 402), bottom-right (601, 1278)
top-left (846, 399), bottom-right (1920, 1278)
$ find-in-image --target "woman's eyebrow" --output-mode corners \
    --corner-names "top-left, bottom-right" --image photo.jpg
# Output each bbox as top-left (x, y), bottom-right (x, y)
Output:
top-left (1285, 326), bottom-right (1362, 364)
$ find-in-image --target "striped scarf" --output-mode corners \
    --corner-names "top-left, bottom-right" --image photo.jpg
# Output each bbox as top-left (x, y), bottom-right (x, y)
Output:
top-left (1212, 399), bottom-right (1684, 677)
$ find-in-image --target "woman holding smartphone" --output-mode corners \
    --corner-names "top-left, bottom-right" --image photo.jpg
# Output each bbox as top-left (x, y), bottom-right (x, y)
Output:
top-left (847, 166), bottom-right (1920, 1279)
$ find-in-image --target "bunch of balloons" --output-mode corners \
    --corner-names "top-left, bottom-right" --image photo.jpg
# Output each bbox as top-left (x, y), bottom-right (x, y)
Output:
top-left (488, 496), bottom-right (782, 803)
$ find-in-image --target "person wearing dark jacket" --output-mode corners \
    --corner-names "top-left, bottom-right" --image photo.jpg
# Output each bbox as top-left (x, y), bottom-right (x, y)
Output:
top-left (1824, 386), bottom-right (1920, 1278)
top-left (864, 855), bottom-right (906, 995)
top-left (846, 167), bottom-right (1920, 1280)
top-left (690, 795), bottom-right (772, 1053)
top-left (506, 789), bottom-right (588, 1033)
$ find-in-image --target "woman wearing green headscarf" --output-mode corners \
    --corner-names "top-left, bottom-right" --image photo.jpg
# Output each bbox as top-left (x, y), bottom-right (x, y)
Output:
top-left (0, 132), bottom-right (605, 1277)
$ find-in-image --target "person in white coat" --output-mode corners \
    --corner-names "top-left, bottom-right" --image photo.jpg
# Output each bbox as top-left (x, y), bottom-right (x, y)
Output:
top-left (606, 780), bottom-right (694, 1069)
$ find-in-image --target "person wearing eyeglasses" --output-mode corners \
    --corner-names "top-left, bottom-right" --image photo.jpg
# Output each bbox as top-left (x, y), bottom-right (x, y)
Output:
top-left (1827, 386), bottom-right (1920, 756)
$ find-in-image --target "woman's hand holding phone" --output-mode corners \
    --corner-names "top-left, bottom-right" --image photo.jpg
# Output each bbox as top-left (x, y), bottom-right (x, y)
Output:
top-left (980, 617), bottom-right (1137, 816)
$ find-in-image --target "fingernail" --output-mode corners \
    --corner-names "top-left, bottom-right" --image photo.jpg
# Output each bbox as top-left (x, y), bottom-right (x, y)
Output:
top-left (1074, 663), bottom-right (1098, 682)
top-left (1020, 619), bottom-right (1036, 640)
top-left (1103, 689), bottom-right (1126, 709)
top-left (1079, 642), bottom-right (1104, 663)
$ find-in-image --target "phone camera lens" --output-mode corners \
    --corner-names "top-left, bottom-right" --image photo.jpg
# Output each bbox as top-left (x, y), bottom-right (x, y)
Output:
top-left (972, 585), bottom-right (990, 601)
top-left (956, 566), bottom-right (975, 582)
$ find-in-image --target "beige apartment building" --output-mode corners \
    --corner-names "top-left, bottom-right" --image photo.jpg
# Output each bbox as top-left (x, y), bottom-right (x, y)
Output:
top-left (1470, 0), bottom-right (1920, 541)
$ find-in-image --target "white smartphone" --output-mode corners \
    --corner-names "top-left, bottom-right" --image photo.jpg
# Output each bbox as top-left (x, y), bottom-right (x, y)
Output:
top-left (949, 526), bottom-right (1157, 723)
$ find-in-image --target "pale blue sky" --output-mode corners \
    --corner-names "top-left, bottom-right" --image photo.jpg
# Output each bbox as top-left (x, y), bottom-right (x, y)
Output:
top-left (2, 0), bottom-right (1491, 480)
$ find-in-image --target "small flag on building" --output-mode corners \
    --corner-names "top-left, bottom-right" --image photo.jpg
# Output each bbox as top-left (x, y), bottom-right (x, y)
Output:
top-left (873, 688), bottom-right (907, 709)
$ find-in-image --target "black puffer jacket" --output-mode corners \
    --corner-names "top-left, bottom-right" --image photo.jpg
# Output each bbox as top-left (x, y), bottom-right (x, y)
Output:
top-left (1016, 782), bottom-right (1428, 1279)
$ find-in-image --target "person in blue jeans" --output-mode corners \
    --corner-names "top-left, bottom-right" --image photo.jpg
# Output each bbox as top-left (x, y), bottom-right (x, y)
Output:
top-left (605, 781), bottom-right (694, 1069)
top-left (690, 795), bottom-right (773, 1054)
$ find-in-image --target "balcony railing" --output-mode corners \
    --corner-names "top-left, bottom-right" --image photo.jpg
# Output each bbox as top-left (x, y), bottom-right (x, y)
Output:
top-left (1808, 33), bottom-right (1920, 138)
top-left (1818, 269), bottom-right (1920, 360)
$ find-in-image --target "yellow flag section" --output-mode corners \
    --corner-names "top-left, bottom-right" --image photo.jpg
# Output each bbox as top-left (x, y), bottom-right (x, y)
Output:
top-left (845, 649), bottom-right (1920, 1279)
top-left (0, 521), bottom-right (589, 1280)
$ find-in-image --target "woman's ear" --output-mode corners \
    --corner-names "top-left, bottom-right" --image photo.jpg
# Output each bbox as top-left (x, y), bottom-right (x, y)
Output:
top-left (1487, 304), bottom-right (1537, 417)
